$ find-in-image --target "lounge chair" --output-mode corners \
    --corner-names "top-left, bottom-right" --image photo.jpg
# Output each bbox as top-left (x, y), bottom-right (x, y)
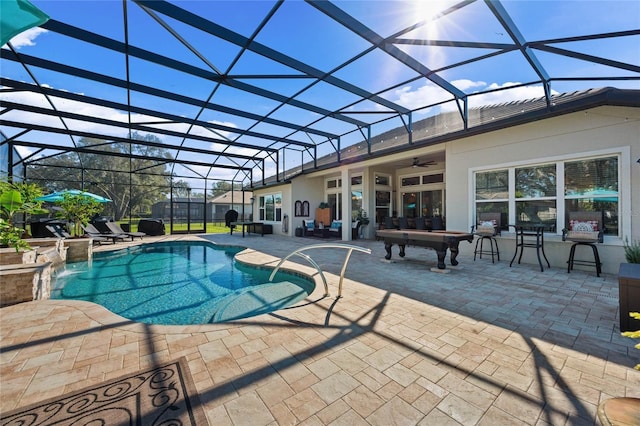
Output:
top-left (82, 223), bottom-right (126, 244)
top-left (48, 224), bottom-right (108, 245)
top-left (105, 222), bottom-right (146, 240)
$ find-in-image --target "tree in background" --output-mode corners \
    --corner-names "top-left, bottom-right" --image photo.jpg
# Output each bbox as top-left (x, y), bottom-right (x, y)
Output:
top-left (54, 193), bottom-right (103, 237)
top-left (210, 181), bottom-right (243, 197)
top-left (28, 133), bottom-right (172, 220)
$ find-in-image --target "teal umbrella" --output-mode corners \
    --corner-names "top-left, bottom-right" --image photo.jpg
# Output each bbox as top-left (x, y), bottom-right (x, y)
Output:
top-left (36, 189), bottom-right (111, 203)
top-left (1, 0), bottom-right (49, 47)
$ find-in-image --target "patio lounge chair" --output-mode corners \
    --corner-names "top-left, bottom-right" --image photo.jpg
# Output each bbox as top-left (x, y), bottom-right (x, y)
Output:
top-left (105, 222), bottom-right (146, 240)
top-left (82, 223), bottom-right (126, 244)
top-left (47, 224), bottom-right (108, 245)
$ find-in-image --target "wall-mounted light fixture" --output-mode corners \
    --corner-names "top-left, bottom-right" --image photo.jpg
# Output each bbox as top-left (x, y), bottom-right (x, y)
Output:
top-left (250, 197), bottom-right (255, 205)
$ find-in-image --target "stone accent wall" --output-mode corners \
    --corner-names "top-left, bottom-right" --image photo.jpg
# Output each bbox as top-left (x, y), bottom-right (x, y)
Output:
top-left (64, 238), bottom-right (93, 263)
top-left (0, 248), bottom-right (37, 265)
top-left (0, 262), bottom-right (52, 307)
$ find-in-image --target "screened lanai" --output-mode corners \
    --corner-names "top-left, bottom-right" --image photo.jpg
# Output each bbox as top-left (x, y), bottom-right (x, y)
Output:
top-left (1, 0), bottom-right (639, 229)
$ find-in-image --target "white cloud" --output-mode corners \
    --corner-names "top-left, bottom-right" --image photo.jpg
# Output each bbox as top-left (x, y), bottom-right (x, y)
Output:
top-left (390, 80), bottom-right (555, 114)
top-left (4, 27), bottom-right (47, 49)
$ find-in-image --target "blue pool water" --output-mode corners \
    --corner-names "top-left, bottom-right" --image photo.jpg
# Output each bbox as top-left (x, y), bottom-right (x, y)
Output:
top-left (51, 241), bottom-right (315, 325)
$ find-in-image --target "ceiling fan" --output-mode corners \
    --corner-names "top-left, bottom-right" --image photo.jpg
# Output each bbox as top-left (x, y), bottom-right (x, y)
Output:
top-left (411, 157), bottom-right (435, 168)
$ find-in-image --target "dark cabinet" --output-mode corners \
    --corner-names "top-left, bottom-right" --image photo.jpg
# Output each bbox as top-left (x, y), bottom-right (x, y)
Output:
top-left (619, 263), bottom-right (640, 332)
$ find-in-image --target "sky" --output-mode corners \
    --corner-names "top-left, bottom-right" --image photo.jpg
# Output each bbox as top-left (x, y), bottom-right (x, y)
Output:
top-left (1, 0), bottom-right (639, 188)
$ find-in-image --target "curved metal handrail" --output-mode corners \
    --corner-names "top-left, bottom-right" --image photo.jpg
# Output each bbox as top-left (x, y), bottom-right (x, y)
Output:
top-left (268, 243), bottom-right (371, 298)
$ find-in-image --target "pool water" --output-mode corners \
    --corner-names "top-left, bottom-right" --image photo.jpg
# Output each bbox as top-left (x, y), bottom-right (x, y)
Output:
top-left (51, 241), bottom-right (315, 325)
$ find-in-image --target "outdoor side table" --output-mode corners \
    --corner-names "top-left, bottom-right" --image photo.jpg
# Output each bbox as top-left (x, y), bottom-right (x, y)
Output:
top-left (509, 223), bottom-right (552, 272)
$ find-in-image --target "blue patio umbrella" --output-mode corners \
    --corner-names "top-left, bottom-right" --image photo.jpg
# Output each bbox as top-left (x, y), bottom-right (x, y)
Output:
top-left (36, 189), bottom-right (112, 203)
top-left (576, 189), bottom-right (618, 202)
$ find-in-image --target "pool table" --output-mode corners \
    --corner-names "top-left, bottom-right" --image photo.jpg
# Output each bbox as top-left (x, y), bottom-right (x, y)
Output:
top-left (376, 229), bottom-right (473, 270)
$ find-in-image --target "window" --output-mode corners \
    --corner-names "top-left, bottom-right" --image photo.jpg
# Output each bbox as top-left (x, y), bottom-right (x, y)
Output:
top-left (327, 193), bottom-right (341, 220)
top-left (351, 190), bottom-right (363, 220)
top-left (422, 173), bottom-right (443, 185)
top-left (565, 156), bottom-right (618, 235)
top-left (475, 169), bottom-right (508, 231)
top-left (375, 173), bottom-right (392, 224)
top-left (327, 178), bottom-right (341, 189)
top-left (474, 155), bottom-right (620, 236)
top-left (515, 164), bottom-right (557, 226)
top-left (401, 176), bottom-right (420, 186)
top-left (375, 175), bottom-right (389, 185)
top-left (259, 193), bottom-right (282, 221)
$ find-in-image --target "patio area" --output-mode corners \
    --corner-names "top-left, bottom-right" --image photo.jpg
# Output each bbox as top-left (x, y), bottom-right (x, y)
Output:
top-left (1, 233), bottom-right (639, 425)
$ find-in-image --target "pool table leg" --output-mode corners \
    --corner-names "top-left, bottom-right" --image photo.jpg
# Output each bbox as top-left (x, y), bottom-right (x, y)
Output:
top-left (435, 250), bottom-right (447, 269)
top-left (449, 244), bottom-right (460, 267)
top-left (384, 243), bottom-right (393, 260)
top-left (398, 245), bottom-right (405, 258)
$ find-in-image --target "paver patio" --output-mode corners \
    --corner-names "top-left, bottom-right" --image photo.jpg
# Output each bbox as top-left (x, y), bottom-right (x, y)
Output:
top-left (1, 233), bottom-right (639, 425)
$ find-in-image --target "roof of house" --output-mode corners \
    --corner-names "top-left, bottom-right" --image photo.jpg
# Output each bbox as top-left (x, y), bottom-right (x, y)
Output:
top-left (252, 87), bottom-right (638, 188)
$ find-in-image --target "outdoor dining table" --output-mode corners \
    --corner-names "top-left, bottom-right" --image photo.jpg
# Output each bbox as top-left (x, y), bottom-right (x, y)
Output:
top-left (509, 223), bottom-right (554, 272)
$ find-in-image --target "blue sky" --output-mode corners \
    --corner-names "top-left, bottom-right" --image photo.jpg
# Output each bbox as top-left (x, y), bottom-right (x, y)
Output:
top-left (2, 0), bottom-right (639, 186)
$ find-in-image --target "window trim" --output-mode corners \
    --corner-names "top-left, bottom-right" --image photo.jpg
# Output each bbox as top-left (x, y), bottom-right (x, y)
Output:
top-left (469, 146), bottom-right (630, 242)
top-left (258, 192), bottom-right (282, 222)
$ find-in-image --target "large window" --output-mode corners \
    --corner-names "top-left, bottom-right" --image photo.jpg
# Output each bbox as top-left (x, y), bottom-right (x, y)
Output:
top-left (259, 192), bottom-right (282, 221)
top-left (515, 164), bottom-right (557, 227)
top-left (400, 172), bottom-right (444, 219)
top-left (565, 156), bottom-right (618, 235)
top-left (474, 155), bottom-right (619, 235)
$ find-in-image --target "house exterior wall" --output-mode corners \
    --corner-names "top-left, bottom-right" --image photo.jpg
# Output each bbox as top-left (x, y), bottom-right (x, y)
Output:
top-left (250, 182), bottom-right (294, 236)
top-left (445, 105), bottom-right (639, 274)
top-left (259, 104), bottom-right (638, 274)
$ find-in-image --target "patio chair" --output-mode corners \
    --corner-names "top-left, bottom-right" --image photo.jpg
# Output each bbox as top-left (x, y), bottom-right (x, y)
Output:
top-left (563, 211), bottom-right (603, 276)
top-left (82, 223), bottom-right (126, 244)
top-left (383, 216), bottom-right (395, 230)
top-left (415, 217), bottom-right (426, 230)
top-left (430, 216), bottom-right (444, 231)
top-left (472, 212), bottom-right (501, 263)
top-left (105, 222), bottom-right (146, 240)
top-left (397, 217), bottom-right (408, 229)
top-left (46, 224), bottom-right (71, 239)
top-left (302, 219), bottom-right (315, 237)
top-left (328, 220), bottom-right (342, 237)
top-left (48, 224), bottom-right (108, 244)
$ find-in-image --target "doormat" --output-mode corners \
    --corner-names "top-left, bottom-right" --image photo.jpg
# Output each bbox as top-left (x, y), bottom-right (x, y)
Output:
top-left (1, 357), bottom-right (209, 425)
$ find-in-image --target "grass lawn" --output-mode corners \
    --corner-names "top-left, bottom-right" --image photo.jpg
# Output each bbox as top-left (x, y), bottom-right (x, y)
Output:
top-left (119, 221), bottom-right (229, 234)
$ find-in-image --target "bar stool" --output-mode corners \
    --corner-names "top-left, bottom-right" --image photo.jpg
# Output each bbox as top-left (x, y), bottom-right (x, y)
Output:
top-left (563, 211), bottom-right (603, 277)
top-left (472, 213), bottom-right (501, 263)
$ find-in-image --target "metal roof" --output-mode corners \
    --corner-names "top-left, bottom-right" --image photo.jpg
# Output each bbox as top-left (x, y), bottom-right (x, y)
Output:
top-left (1, 0), bottom-right (639, 187)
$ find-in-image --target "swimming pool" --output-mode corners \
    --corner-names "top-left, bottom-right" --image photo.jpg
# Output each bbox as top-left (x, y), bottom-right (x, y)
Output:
top-left (51, 241), bottom-right (315, 325)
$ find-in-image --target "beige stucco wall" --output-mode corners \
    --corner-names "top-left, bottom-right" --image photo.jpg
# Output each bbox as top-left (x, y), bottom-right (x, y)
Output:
top-left (251, 175), bottom-right (326, 237)
top-left (445, 105), bottom-right (640, 274)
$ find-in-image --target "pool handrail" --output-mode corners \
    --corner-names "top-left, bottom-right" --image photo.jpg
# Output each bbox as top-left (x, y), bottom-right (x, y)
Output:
top-left (268, 243), bottom-right (371, 298)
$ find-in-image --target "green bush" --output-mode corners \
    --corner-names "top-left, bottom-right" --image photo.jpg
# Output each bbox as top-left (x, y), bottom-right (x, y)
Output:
top-left (624, 237), bottom-right (640, 263)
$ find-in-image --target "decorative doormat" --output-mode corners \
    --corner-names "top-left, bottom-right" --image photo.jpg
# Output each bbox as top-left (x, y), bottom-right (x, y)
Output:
top-left (1, 357), bottom-right (209, 425)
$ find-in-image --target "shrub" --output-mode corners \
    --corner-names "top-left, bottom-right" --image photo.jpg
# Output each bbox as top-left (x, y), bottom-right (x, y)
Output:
top-left (623, 237), bottom-right (640, 263)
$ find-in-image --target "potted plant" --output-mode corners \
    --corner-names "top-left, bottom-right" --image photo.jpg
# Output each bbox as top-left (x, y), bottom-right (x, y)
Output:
top-left (619, 238), bottom-right (640, 332)
top-left (355, 209), bottom-right (370, 238)
top-left (624, 237), bottom-right (640, 264)
top-left (54, 193), bottom-right (104, 237)
top-left (0, 181), bottom-right (47, 251)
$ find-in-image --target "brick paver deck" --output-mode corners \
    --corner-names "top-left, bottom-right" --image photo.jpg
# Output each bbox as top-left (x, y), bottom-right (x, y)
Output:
top-left (1, 233), bottom-right (639, 425)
